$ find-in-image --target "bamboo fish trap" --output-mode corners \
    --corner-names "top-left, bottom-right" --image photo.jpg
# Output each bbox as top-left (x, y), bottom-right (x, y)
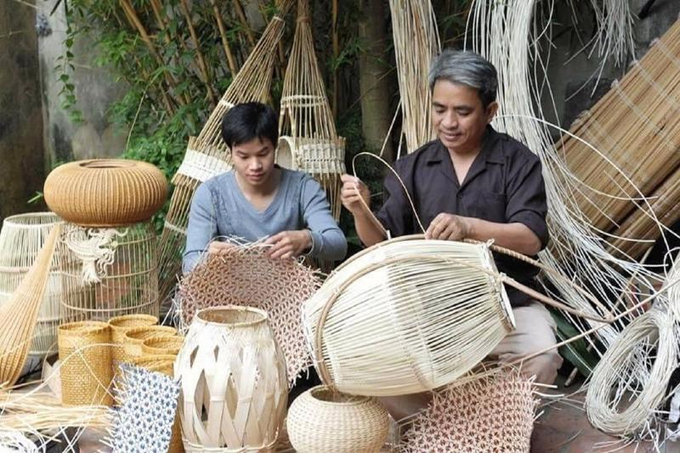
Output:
top-left (57, 221), bottom-right (159, 322)
top-left (303, 236), bottom-right (516, 397)
top-left (156, 0), bottom-right (295, 305)
top-left (0, 224), bottom-right (60, 386)
top-left (0, 212), bottom-right (62, 356)
top-left (277, 0), bottom-right (345, 221)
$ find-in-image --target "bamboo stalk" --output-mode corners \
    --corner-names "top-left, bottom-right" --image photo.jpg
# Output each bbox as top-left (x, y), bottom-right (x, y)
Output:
top-left (234, 0), bottom-right (256, 49)
top-left (331, 0), bottom-right (339, 117)
top-left (179, 0), bottom-right (218, 107)
top-left (210, 0), bottom-right (238, 75)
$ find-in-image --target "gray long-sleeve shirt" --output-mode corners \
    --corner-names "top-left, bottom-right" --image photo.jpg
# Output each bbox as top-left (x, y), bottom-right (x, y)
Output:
top-left (182, 168), bottom-right (347, 272)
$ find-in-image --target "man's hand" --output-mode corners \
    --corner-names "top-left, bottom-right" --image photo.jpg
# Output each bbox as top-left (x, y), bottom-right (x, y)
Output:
top-left (208, 241), bottom-right (237, 256)
top-left (340, 174), bottom-right (371, 216)
top-left (426, 213), bottom-right (471, 241)
top-left (265, 230), bottom-right (312, 260)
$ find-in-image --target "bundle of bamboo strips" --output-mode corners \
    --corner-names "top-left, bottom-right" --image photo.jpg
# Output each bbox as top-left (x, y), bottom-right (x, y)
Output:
top-left (157, 0), bottom-right (295, 304)
top-left (557, 20), bottom-right (680, 258)
top-left (388, 0), bottom-right (440, 154)
top-left (278, 0), bottom-right (346, 221)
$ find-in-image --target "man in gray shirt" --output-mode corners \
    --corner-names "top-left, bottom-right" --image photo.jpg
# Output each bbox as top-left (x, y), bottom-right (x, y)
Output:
top-left (183, 102), bottom-right (347, 272)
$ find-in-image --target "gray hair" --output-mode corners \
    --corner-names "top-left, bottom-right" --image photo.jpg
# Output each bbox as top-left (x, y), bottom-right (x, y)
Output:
top-left (428, 50), bottom-right (498, 108)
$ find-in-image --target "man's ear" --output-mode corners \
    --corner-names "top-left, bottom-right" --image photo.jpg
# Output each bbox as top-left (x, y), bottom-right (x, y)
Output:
top-left (486, 101), bottom-right (499, 123)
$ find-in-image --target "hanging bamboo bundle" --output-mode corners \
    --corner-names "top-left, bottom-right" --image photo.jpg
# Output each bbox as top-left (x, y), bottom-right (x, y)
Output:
top-left (0, 213), bottom-right (63, 356)
top-left (388, 0), bottom-right (440, 154)
top-left (0, 224), bottom-right (60, 386)
top-left (557, 20), bottom-right (680, 258)
top-left (57, 221), bottom-right (159, 323)
top-left (303, 236), bottom-right (516, 397)
top-left (175, 306), bottom-right (288, 451)
top-left (176, 244), bottom-right (321, 385)
top-left (157, 0), bottom-right (296, 305)
top-left (278, 0), bottom-right (345, 221)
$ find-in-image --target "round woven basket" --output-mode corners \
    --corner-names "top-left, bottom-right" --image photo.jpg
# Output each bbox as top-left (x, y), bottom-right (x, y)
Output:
top-left (142, 336), bottom-right (185, 357)
top-left (123, 326), bottom-right (177, 362)
top-left (44, 159), bottom-right (168, 227)
top-left (286, 386), bottom-right (389, 453)
top-left (276, 136), bottom-right (298, 170)
top-left (58, 320), bottom-right (113, 406)
top-left (109, 314), bottom-right (159, 368)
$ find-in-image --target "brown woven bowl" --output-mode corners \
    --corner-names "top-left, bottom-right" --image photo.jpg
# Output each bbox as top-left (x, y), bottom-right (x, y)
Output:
top-left (44, 159), bottom-right (168, 227)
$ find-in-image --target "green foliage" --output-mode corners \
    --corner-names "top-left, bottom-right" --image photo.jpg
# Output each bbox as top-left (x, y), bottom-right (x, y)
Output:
top-left (550, 308), bottom-right (600, 379)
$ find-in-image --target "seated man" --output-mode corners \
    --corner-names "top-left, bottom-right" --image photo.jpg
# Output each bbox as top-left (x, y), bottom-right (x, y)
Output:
top-left (340, 50), bottom-right (562, 419)
top-left (184, 102), bottom-right (347, 272)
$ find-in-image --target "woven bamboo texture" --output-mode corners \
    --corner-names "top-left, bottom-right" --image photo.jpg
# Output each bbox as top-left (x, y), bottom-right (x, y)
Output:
top-left (278, 0), bottom-right (345, 221)
top-left (58, 320), bottom-right (114, 406)
top-left (401, 370), bottom-right (537, 452)
top-left (123, 325), bottom-right (177, 363)
top-left (57, 222), bottom-right (160, 322)
top-left (0, 212), bottom-right (63, 357)
top-left (175, 306), bottom-right (287, 451)
top-left (109, 314), bottom-right (159, 369)
top-left (0, 224), bottom-right (60, 386)
top-left (142, 335), bottom-right (185, 356)
top-left (132, 354), bottom-right (184, 453)
top-left (303, 236), bottom-right (515, 396)
top-left (43, 159), bottom-right (168, 227)
top-left (558, 19), bottom-right (680, 258)
top-left (176, 246), bottom-right (321, 385)
top-left (157, 0), bottom-right (295, 306)
top-left (286, 386), bottom-right (389, 453)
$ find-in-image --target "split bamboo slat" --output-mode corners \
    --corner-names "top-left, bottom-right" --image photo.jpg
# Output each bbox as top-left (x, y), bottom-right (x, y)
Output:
top-left (558, 20), bottom-right (680, 258)
top-left (157, 0), bottom-right (295, 304)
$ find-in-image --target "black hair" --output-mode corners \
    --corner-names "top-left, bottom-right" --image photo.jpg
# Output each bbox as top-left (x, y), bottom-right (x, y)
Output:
top-left (221, 102), bottom-right (279, 148)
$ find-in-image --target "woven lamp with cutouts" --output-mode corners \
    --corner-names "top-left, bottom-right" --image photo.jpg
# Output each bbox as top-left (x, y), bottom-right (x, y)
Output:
top-left (44, 159), bottom-right (168, 227)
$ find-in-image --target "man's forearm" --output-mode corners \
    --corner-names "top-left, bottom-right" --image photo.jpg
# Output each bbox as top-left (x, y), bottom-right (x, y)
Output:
top-left (354, 212), bottom-right (387, 247)
top-left (464, 217), bottom-right (542, 256)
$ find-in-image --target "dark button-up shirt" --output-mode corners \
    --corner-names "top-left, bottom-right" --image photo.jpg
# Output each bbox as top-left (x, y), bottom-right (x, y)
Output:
top-left (375, 126), bottom-right (549, 306)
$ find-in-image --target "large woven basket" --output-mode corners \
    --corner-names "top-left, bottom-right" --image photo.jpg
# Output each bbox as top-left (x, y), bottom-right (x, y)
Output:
top-left (286, 386), bottom-right (389, 453)
top-left (58, 320), bottom-right (113, 406)
top-left (123, 326), bottom-right (177, 362)
top-left (44, 159), bottom-right (168, 227)
top-left (303, 235), bottom-right (515, 396)
top-left (142, 336), bottom-right (185, 357)
top-left (108, 314), bottom-right (158, 370)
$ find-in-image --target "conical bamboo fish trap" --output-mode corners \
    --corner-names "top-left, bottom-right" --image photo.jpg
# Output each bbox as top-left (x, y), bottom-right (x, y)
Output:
top-left (175, 306), bottom-right (288, 451)
top-left (157, 0), bottom-right (296, 306)
top-left (303, 236), bottom-right (516, 397)
top-left (277, 0), bottom-right (345, 221)
top-left (0, 212), bottom-right (63, 356)
top-left (57, 221), bottom-right (160, 323)
top-left (0, 223), bottom-right (60, 385)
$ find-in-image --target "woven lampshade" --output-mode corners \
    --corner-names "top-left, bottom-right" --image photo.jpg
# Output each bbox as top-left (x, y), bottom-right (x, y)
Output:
top-left (0, 212), bottom-right (63, 356)
top-left (44, 159), bottom-right (168, 227)
top-left (303, 236), bottom-right (515, 396)
top-left (286, 386), bottom-right (389, 453)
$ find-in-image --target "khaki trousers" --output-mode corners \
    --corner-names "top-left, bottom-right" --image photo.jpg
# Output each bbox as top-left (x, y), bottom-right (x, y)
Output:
top-left (379, 301), bottom-right (563, 421)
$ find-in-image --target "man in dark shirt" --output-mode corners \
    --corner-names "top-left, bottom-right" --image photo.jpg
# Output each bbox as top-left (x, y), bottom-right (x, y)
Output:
top-left (341, 49), bottom-right (562, 419)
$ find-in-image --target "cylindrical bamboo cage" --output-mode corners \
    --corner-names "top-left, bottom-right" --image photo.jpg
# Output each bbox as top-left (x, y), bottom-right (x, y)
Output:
top-left (58, 222), bottom-right (160, 323)
top-left (0, 212), bottom-right (63, 356)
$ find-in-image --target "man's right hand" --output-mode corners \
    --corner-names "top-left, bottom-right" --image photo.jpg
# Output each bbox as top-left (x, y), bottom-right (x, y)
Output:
top-left (208, 240), bottom-right (237, 256)
top-left (340, 174), bottom-right (371, 216)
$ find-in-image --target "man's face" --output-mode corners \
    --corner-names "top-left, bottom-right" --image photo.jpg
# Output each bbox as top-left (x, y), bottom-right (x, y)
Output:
top-left (432, 80), bottom-right (497, 155)
top-left (231, 137), bottom-right (276, 186)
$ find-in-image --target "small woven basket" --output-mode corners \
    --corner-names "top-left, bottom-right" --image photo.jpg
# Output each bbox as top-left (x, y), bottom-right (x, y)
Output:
top-left (123, 326), bottom-right (177, 362)
top-left (109, 314), bottom-right (158, 369)
top-left (58, 320), bottom-right (113, 406)
top-left (142, 336), bottom-right (185, 357)
top-left (44, 159), bottom-right (168, 227)
top-left (286, 386), bottom-right (389, 453)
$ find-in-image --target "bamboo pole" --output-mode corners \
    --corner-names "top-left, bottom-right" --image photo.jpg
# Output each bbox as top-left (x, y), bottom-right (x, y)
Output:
top-left (210, 0), bottom-right (238, 75)
top-left (179, 0), bottom-right (218, 107)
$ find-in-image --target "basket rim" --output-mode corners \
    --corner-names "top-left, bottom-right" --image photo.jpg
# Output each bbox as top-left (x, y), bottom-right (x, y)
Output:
top-left (307, 385), bottom-right (371, 406)
top-left (58, 320), bottom-right (109, 335)
top-left (196, 305), bottom-right (268, 327)
top-left (124, 325), bottom-right (177, 342)
top-left (3, 212), bottom-right (62, 227)
top-left (108, 314), bottom-right (159, 329)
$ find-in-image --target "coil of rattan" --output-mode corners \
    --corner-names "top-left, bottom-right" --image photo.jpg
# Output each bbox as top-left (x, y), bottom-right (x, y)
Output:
top-left (44, 159), bottom-right (168, 227)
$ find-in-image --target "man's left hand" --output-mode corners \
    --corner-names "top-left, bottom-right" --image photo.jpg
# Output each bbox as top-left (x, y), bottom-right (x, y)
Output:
top-left (264, 230), bottom-right (312, 259)
top-left (426, 213), bottom-right (471, 241)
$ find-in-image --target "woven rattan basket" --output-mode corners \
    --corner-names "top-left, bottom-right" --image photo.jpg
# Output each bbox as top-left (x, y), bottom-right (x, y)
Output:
top-left (58, 320), bottom-right (113, 406)
top-left (286, 386), bottom-right (389, 453)
top-left (123, 326), bottom-right (177, 362)
top-left (44, 159), bottom-right (168, 227)
top-left (142, 336), bottom-right (184, 357)
top-left (109, 314), bottom-right (158, 369)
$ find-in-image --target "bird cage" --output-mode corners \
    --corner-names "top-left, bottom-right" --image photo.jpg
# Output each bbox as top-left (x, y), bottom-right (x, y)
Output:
top-left (57, 221), bottom-right (160, 323)
top-left (0, 212), bottom-right (63, 356)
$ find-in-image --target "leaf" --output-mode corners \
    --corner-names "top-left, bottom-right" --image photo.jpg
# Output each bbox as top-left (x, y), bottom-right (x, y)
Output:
top-left (549, 309), bottom-right (600, 379)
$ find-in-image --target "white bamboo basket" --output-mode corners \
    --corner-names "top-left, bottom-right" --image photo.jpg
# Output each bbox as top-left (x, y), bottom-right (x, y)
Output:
top-left (175, 306), bottom-right (287, 451)
top-left (0, 212), bottom-right (63, 356)
top-left (303, 236), bottom-right (515, 396)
